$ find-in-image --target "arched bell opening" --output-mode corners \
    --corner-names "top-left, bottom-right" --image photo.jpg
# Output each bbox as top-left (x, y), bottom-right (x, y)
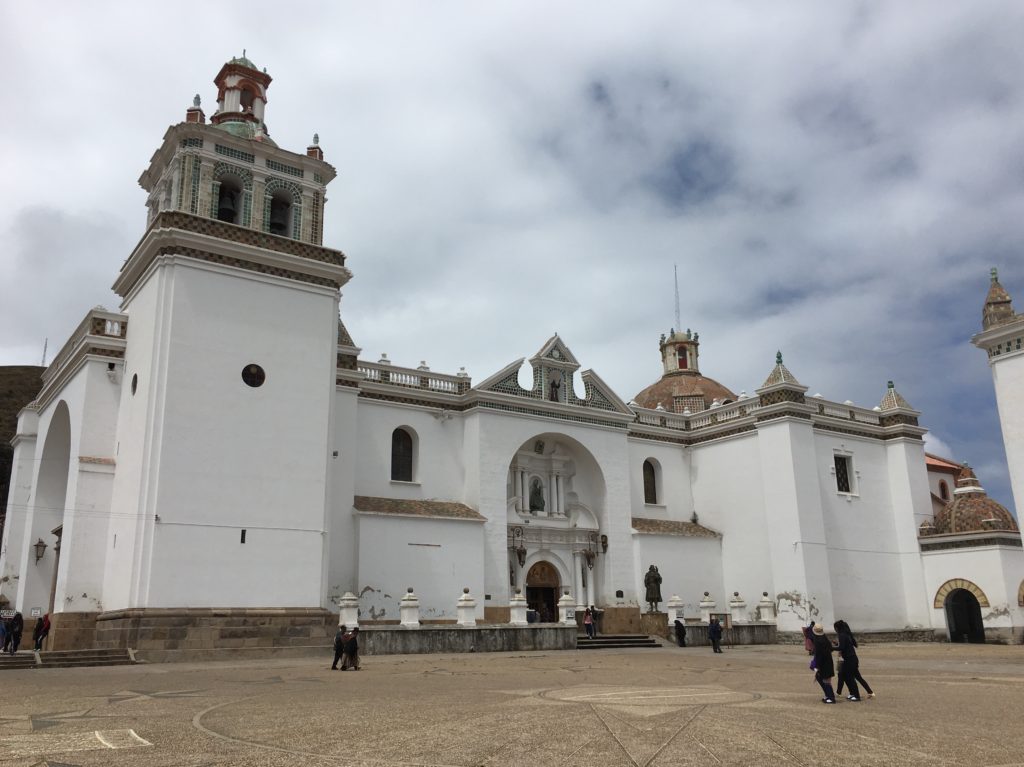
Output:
top-left (216, 175), bottom-right (244, 224)
top-left (945, 589), bottom-right (985, 644)
top-left (268, 190), bottom-right (292, 236)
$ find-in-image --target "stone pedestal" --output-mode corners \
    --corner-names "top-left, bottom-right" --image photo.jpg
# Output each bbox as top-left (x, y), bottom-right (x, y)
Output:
top-left (456, 588), bottom-right (476, 627)
top-left (757, 592), bottom-right (776, 623)
top-left (699, 592), bottom-right (716, 624)
top-left (510, 590), bottom-right (528, 626)
top-left (400, 588), bottom-right (420, 628)
top-left (338, 592), bottom-right (360, 629)
top-left (666, 595), bottom-right (684, 626)
top-left (729, 593), bottom-right (747, 625)
top-left (557, 592), bottom-right (576, 625)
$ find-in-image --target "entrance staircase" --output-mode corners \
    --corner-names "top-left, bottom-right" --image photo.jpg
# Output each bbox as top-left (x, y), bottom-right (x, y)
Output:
top-left (577, 634), bottom-right (662, 650)
top-left (0, 648), bottom-right (135, 670)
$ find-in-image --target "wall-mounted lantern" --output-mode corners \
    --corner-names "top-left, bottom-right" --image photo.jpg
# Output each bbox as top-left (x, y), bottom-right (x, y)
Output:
top-left (600, 534), bottom-right (608, 554)
top-left (33, 538), bottom-right (47, 563)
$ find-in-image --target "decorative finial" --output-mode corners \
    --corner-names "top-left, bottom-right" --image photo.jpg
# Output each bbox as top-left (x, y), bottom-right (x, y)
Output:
top-left (991, 267), bottom-right (999, 282)
top-left (887, 380), bottom-right (894, 389)
top-left (243, 48), bottom-right (246, 57)
top-left (776, 350), bottom-right (783, 365)
top-left (313, 132), bottom-right (320, 145)
top-left (193, 94), bottom-right (201, 108)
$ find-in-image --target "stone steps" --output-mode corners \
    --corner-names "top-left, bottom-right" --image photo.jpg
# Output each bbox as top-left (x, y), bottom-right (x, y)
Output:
top-left (576, 635), bottom-right (662, 650)
top-left (40, 648), bottom-right (135, 668)
top-left (0, 652), bottom-right (37, 670)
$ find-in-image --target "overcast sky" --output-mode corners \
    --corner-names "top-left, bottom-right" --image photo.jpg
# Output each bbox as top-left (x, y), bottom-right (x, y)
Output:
top-left (2, 2), bottom-right (1022, 513)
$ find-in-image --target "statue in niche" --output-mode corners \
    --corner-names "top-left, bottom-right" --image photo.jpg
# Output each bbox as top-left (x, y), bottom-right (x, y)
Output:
top-left (529, 478), bottom-right (545, 513)
top-left (644, 565), bottom-right (663, 612)
top-left (548, 370), bottom-right (562, 402)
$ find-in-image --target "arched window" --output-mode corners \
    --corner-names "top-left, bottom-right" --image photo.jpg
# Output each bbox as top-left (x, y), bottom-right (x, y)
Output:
top-left (939, 480), bottom-right (950, 501)
top-left (216, 175), bottom-right (243, 224)
top-left (643, 459), bottom-right (658, 504)
top-left (391, 428), bottom-right (414, 482)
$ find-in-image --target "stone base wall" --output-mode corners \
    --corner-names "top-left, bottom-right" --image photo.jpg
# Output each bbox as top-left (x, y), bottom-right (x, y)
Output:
top-left (776, 628), bottom-right (943, 645)
top-left (484, 606), bottom-right (511, 624)
top-left (94, 608), bottom-right (334, 662)
top-left (649, 620), bottom-right (777, 646)
top-left (361, 625), bottom-right (576, 655)
top-left (48, 612), bottom-right (101, 651)
top-left (596, 606), bottom-right (643, 634)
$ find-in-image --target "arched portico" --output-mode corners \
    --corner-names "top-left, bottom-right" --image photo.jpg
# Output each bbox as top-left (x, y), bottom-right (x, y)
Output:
top-left (507, 434), bottom-right (606, 610)
top-left (17, 402), bottom-right (72, 614)
top-left (934, 578), bottom-right (989, 644)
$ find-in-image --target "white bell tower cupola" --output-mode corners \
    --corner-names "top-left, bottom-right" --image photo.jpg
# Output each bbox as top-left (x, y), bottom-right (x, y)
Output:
top-left (210, 51), bottom-right (273, 143)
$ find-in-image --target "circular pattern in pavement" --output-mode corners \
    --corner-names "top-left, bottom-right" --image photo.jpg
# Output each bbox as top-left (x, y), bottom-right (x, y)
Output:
top-left (540, 685), bottom-right (758, 706)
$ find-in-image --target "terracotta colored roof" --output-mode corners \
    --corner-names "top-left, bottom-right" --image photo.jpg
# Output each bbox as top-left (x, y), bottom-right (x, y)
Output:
top-left (633, 372), bottom-right (736, 413)
top-left (631, 517), bottom-right (721, 538)
top-left (353, 496), bottom-right (485, 521)
top-left (925, 453), bottom-right (960, 472)
top-left (923, 466), bottom-right (1019, 535)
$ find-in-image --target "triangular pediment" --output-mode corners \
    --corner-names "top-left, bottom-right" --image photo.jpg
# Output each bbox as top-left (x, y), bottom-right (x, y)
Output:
top-left (475, 339), bottom-right (633, 416)
top-left (529, 334), bottom-right (580, 370)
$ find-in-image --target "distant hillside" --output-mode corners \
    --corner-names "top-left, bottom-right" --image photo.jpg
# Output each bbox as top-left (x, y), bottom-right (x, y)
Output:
top-left (0, 366), bottom-right (45, 538)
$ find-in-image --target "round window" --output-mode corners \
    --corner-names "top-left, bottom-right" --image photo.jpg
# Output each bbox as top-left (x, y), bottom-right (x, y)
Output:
top-left (131, 373), bottom-right (138, 395)
top-left (242, 364), bottom-right (266, 388)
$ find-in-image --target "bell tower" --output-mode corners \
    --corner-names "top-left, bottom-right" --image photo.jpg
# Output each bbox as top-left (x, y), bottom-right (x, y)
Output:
top-left (972, 268), bottom-right (1024, 516)
top-left (102, 55), bottom-right (351, 612)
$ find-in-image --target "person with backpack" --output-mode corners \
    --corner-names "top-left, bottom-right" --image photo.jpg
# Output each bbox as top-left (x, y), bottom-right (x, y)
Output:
top-left (708, 617), bottom-right (723, 653)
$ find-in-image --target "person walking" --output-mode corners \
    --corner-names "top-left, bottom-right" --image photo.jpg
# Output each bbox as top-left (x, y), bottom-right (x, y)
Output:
top-left (802, 621), bottom-right (815, 655)
top-left (674, 619), bottom-right (687, 647)
top-left (9, 611), bottom-right (24, 654)
top-left (834, 620), bottom-right (874, 699)
top-left (583, 608), bottom-right (595, 639)
top-left (708, 617), bottom-right (723, 653)
top-left (342, 627), bottom-right (360, 670)
top-left (331, 624), bottom-right (347, 670)
top-left (811, 624), bottom-right (836, 703)
top-left (32, 617), bottom-right (45, 651)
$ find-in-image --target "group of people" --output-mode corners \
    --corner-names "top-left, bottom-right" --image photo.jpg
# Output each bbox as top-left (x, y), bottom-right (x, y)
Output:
top-left (0, 611), bottom-right (50, 653)
top-left (331, 625), bottom-right (361, 671)
top-left (804, 620), bottom-right (875, 704)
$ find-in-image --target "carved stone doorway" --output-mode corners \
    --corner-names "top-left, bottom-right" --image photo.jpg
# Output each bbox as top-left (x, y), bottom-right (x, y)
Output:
top-left (526, 561), bottom-right (560, 623)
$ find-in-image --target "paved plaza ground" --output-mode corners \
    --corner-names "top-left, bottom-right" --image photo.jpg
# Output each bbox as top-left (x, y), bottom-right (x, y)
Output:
top-left (0, 641), bottom-right (1021, 766)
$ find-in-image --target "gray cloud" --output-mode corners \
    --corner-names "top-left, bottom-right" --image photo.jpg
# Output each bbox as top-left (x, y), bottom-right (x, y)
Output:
top-left (1, 1), bottom-right (1022, 513)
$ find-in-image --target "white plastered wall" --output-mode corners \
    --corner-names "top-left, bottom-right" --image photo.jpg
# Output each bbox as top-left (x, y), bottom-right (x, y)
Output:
top-left (632, 533), bottom-right (723, 620)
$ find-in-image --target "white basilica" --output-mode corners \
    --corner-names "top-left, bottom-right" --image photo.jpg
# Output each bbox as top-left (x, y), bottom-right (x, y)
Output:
top-left (2, 56), bottom-right (1023, 652)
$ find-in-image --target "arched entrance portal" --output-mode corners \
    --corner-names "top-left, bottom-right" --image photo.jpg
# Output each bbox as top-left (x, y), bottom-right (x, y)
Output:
top-left (945, 589), bottom-right (985, 643)
top-left (526, 561), bottom-right (560, 622)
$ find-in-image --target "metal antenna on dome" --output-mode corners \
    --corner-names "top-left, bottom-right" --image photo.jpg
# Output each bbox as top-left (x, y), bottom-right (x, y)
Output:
top-left (673, 264), bottom-right (681, 331)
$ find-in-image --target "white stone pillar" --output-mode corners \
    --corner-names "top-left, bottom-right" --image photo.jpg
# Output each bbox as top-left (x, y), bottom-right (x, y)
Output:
top-left (585, 565), bottom-right (595, 610)
top-left (729, 592), bottom-right (747, 625)
top-left (548, 472), bottom-right (555, 516)
top-left (699, 592), bottom-right (716, 624)
top-left (400, 588), bottom-right (420, 628)
top-left (456, 588), bottom-right (476, 627)
top-left (572, 552), bottom-right (584, 610)
top-left (510, 589), bottom-right (528, 626)
top-left (519, 470), bottom-right (526, 512)
top-left (558, 475), bottom-right (566, 515)
top-left (558, 591), bottom-right (576, 625)
top-left (666, 594), bottom-right (684, 626)
top-left (338, 592), bottom-right (360, 629)
top-left (757, 592), bottom-right (776, 623)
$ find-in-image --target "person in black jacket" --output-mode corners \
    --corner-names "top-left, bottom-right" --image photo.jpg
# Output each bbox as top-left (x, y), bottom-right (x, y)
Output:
top-left (331, 625), bottom-right (347, 670)
top-left (811, 624), bottom-right (836, 703)
top-left (834, 620), bottom-right (873, 699)
top-left (342, 627), bottom-right (360, 670)
top-left (674, 619), bottom-right (687, 647)
top-left (9, 612), bottom-right (24, 654)
top-left (708, 617), bottom-right (723, 653)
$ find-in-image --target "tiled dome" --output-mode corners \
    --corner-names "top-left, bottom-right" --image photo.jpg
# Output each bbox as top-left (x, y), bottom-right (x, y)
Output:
top-left (633, 372), bottom-right (737, 413)
top-left (925, 465), bottom-right (1019, 535)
